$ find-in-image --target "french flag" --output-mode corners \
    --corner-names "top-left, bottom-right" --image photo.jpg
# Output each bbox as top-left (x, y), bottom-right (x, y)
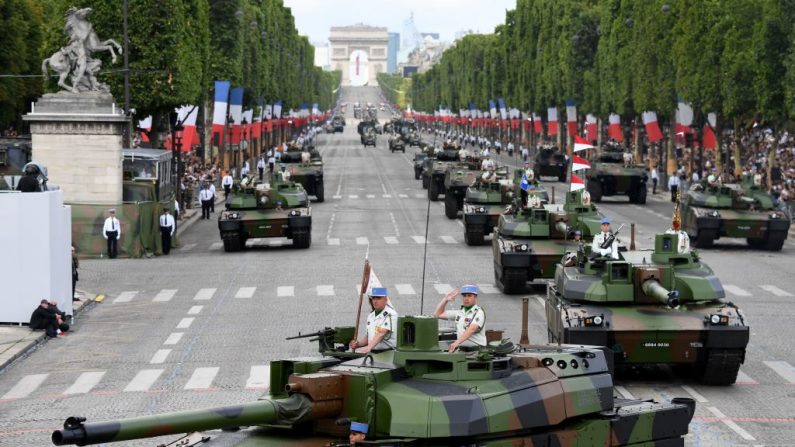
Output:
top-left (574, 135), bottom-right (595, 152)
top-left (703, 112), bottom-right (717, 149)
top-left (570, 173), bottom-right (585, 192)
top-left (572, 154), bottom-right (591, 171)
top-left (547, 107), bottom-right (558, 135)
top-left (676, 99), bottom-right (693, 144)
top-left (229, 87), bottom-right (244, 144)
top-left (533, 112), bottom-right (543, 134)
top-left (489, 100), bottom-right (497, 119)
top-left (585, 114), bottom-right (597, 142)
top-left (253, 96), bottom-right (263, 140)
top-left (642, 111), bottom-right (664, 143)
top-left (608, 114), bottom-right (623, 141)
top-left (565, 99), bottom-right (577, 137)
top-left (211, 81), bottom-right (230, 147)
top-left (243, 109), bottom-right (253, 141)
top-left (498, 98), bottom-right (507, 120)
top-left (273, 100), bottom-right (282, 119)
top-left (179, 105), bottom-right (199, 152)
top-left (138, 115), bottom-right (152, 143)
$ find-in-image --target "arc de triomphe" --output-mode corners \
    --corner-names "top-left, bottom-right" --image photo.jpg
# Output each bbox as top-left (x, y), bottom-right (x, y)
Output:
top-left (329, 25), bottom-right (388, 87)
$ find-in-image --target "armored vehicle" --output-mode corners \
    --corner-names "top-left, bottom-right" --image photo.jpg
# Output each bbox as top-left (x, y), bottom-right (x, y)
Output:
top-left (331, 116), bottom-right (345, 133)
top-left (52, 315), bottom-right (696, 446)
top-left (681, 178), bottom-right (790, 250)
top-left (422, 148), bottom-right (461, 200)
top-left (586, 148), bottom-right (648, 203)
top-left (397, 118), bottom-right (417, 142)
top-left (493, 189), bottom-right (605, 293)
top-left (389, 135), bottom-right (405, 153)
top-left (280, 144), bottom-right (325, 202)
top-left (442, 154), bottom-right (483, 218)
top-left (546, 228), bottom-right (750, 385)
top-left (217, 175), bottom-right (311, 251)
top-left (361, 130), bottom-right (376, 147)
top-left (407, 131), bottom-right (421, 147)
top-left (534, 146), bottom-right (568, 182)
top-left (412, 147), bottom-right (431, 180)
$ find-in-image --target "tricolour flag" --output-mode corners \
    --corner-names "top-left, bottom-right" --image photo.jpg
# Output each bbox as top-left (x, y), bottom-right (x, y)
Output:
top-left (565, 99), bottom-right (577, 137)
top-left (571, 154), bottom-right (591, 171)
top-left (703, 112), bottom-right (717, 149)
top-left (138, 115), bottom-right (152, 143)
top-left (180, 105), bottom-right (199, 151)
top-left (520, 174), bottom-right (530, 191)
top-left (574, 135), bottom-right (595, 152)
top-left (547, 107), bottom-right (558, 135)
top-left (608, 114), bottom-right (623, 141)
top-left (212, 81), bottom-right (230, 147)
top-left (585, 114), bottom-right (597, 141)
top-left (253, 97), bottom-right (263, 139)
top-left (642, 111), bottom-right (664, 143)
top-left (273, 100), bottom-right (282, 119)
top-left (570, 173), bottom-right (585, 192)
top-left (489, 100), bottom-right (497, 119)
top-left (229, 87), bottom-right (244, 144)
top-left (498, 98), bottom-right (507, 120)
top-left (533, 112), bottom-right (543, 134)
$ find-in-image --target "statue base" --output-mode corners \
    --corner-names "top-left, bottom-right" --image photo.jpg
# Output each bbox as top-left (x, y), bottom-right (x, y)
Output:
top-left (23, 92), bottom-right (129, 205)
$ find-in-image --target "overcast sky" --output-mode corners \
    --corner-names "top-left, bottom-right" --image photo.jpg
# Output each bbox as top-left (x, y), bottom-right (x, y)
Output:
top-left (283, 0), bottom-right (517, 44)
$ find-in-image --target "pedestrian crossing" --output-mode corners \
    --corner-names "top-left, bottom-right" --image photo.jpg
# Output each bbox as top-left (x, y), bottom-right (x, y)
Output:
top-left (196, 234), bottom-right (464, 251)
top-left (4, 360), bottom-right (795, 402)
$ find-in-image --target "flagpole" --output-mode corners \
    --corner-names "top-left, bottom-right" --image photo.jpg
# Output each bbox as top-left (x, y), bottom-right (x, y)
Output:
top-left (353, 256), bottom-right (371, 344)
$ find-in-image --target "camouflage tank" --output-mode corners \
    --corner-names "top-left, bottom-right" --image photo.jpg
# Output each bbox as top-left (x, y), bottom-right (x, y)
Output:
top-left (331, 116), bottom-right (345, 133)
top-left (534, 146), bottom-right (568, 182)
top-left (361, 130), bottom-right (376, 147)
top-left (546, 226), bottom-right (750, 385)
top-left (217, 175), bottom-right (312, 251)
top-left (389, 135), bottom-right (405, 153)
top-left (442, 154), bottom-right (483, 219)
top-left (412, 147), bottom-right (429, 180)
top-left (422, 148), bottom-right (461, 200)
top-left (586, 147), bottom-right (648, 203)
top-left (279, 143), bottom-right (324, 202)
top-left (493, 189), bottom-right (606, 293)
top-left (681, 177), bottom-right (790, 250)
top-left (52, 315), bottom-right (696, 446)
top-left (408, 131), bottom-right (421, 147)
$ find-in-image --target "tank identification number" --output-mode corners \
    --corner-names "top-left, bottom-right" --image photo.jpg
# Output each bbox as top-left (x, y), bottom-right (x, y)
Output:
top-left (642, 342), bottom-right (670, 348)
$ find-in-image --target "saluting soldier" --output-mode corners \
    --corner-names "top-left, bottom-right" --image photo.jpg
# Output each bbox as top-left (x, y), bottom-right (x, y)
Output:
top-left (434, 285), bottom-right (487, 352)
top-left (349, 287), bottom-right (398, 354)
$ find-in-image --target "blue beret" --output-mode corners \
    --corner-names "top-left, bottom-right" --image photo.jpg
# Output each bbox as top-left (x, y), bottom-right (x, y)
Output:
top-left (461, 285), bottom-right (479, 295)
top-left (350, 421), bottom-right (369, 433)
top-left (369, 287), bottom-right (388, 297)
top-left (600, 217), bottom-right (610, 224)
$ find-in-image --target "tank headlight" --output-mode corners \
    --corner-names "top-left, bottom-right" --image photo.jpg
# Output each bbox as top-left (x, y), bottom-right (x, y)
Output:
top-left (289, 210), bottom-right (301, 216)
top-left (710, 210), bottom-right (720, 218)
top-left (515, 244), bottom-right (529, 252)
top-left (770, 212), bottom-right (780, 219)
top-left (260, 197), bottom-right (267, 204)
top-left (477, 207), bottom-right (486, 213)
top-left (584, 315), bottom-right (604, 327)
top-left (706, 314), bottom-right (729, 325)
top-left (230, 213), bottom-right (239, 219)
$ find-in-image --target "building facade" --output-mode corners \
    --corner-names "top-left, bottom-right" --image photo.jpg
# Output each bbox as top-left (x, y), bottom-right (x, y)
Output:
top-left (329, 24), bottom-right (389, 86)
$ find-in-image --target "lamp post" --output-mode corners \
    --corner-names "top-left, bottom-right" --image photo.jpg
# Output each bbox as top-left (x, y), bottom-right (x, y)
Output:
top-left (240, 116), bottom-right (249, 177)
top-left (226, 112), bottom-right (233, 176)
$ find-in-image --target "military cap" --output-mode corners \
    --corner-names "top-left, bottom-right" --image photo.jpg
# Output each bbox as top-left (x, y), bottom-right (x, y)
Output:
top-left (460, 284), bottom-right (479, 295)
top-left (600, 217), bottom-right (610, 224)
top-left (350, 421), bottom-right (369, 433)
top-left (369, 287), bottom-right (388, 297)
top-left (109, 208), bottom-right (116, 213)
top-left (574, 229), bottom-right (582, 236)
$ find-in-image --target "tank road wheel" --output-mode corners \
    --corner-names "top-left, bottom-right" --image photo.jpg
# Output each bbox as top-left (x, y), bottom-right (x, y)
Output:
top-left (422, 175), bottom-right (430, 189)
top-left (635, 186), bottom-right (647, 204)
top-left (588, 181), bottom-right (603, 202)
top-left (444, 194), bottom-right (458, 219)
top-left (292, 228), bottom-right (311, 249)
top-left (695, 230), bottom-right (715, 249)
top-left (428, 180), bottom-right (440, 201)
top-left (464, 225), bottom-right (485, 246)
top-left (314, 182), bottom-right (325, 203)
top-left (223, 236), bottom-right (243, 252)
top-left (414, 169), bottom-right (421, 180)
top-left (501, 267), bottom-right (527, 294)
top-left (698, 349), bottom-right (743, 385)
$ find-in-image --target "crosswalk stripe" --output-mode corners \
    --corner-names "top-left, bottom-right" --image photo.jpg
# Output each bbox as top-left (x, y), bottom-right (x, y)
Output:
top-left (680, 385), bottom-right (708, 403)
top-left (398, 194), bottom-right (408, 198)
top-left (759, 285), bottom-right (792, 297)
top-left (414, 193), bottom-right (425, 198)
top-left (1, 374), bottom-right (48, 400)
top-left (440, 235), bottom-right (457, 244)
top-left (707, 406), bottom-right (756, 441)
top-left (124, 369), bottom-right (163, 392)
top-left (150, 349), bottom-right (171, 364)
top-left (384, 236), bottom-right (399, 244)
top-left (366, 194), bottom-right (375, 198)
top-left (723, 284), bottom-right (751, 297)
top-left (63, 371), bottom-right (106, 395)
top-left (246, 365), bottom-right (270, 389)
top-left (184, 367), bottom-right (219, 390)
top-left (327, 238), bottom-right (340, 245)
top-left (764, 361), bottom-right (795, 383)
top-left (180, 243), bottom-right (197, 251)
top-left (349, 195), bottom-right (359, 199)
top-left (411, 235), bottom-right (426, 244)
top-left (114, 291), bottom-right (138, 303)
top-left (193, 288), bottom-right (216, 300)
top-left (395, 284), bottom-right (416, 295)
top-left (476, 284), bottom-right (499, 294)
top-left (187, 305), bottom-right (203, 315)
top-left (176, 317), bottom-right (194, 329)
top-left (277, 286), bottom-right (295, 297)
top-left (332, 195), bottom-right (342, 199)
top-left (163, 332), bottom-right (184, 345)
top-left (317, 285), bottom-right (335, 296)
top-left (209, 242), bottom-right (223, 250)
top-left (382, 194), bottom-right (392, 198)
top-left (235, 287), bottom-right (256, 299)
top-left (736, 370), bottom-right (758, 385)
top-left (356, 237), bottom-right (369, 245)
top-left (153, 289), bottom-right (177, 302)
top-left (433, 284), bottom-right (453, 294)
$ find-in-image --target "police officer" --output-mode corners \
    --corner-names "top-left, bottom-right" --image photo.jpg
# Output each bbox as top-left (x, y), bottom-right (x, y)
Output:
top-left (349, 287), bottom-right (398, 354)
top-left (199, 185), bottom-right (213, 219)
top-left (434, 285), bottom-right (486, 352)
top-left (257, 157), bottom-right (266, 181)
top-left (592, 217), bottom-right (619, 259)
top-left (159, 208), bottom-right (175, 255)
top-left (222, 171), bottom-right (234, 198)
top-left (668, 172), bottom-right (680, 203)
top-left (102, 209), bottom-right (120, 258)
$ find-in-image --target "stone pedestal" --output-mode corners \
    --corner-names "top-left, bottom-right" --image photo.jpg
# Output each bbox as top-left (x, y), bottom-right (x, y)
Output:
top-left (23, 92), bottom-right (129, 205)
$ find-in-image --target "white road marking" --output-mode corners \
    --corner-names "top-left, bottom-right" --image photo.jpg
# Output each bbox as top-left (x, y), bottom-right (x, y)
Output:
top-left (327, 238), bottom-right (340, 245)
top-left (163, 332), bottom-right (184, 345)
top-left (123, 369), bottom-right (163, 392)
top-left (735, 370), bottom-right (758, 385)
top-left (317, 285), bottom-right (335, 296)
top-left (209, 242), bottom-right (223, 250)
top-left (1, 374), bottom-right (48, 399)
top-left (348, 195), bottom-right (359, 199)
top-left (395, 284), bottom-right (416, 295)
top-left (277, 286), bottom-right (295, 297)
top-left (63, 371), bottom-right (106, 395)
top-left (193, 288), bottom-right (216, 300)
top-left (707, 406), bottom-right (756, 441)
top-left (414, 193), bottom-right (425, 199)
top-left (246, 365), bottom-right (270, 389)
top-left (382, 194), bottom-right (392, 198)
top-left (114, 291), bottom-right (138, 303)
top-left (176, 317), bottom-right (194, 329)
top-left (149, 349), bottom-right (171, 364)
top-left (476, 284), bottom-right (499, 294)
top-left (680, 385), bottom-right (708, 403)
top-left (759, 285), bottom-right (793, 297)
top-left (384, 236), bottom-right (399, 244)
top-left (723, 284), bottom-right (751, 297)
top-left (434, 284), bottom-right (453, 294)
top-left (366, 194), bottom-right (375, 198)
top-left (152, 289), bottom-right (177, 302)
top-left (440, 235), bottom-right (457, 244)
top-left (187, 305), bottom-right (203, 315)
top-left (356, 237), bottom-right (369, 245)
top-left (332, 195), bottom-right (342, 199)
top-left (184, 367), bottom-right (219, 390)
top-left (764, 361), bottom-right (795, 383)
top-left (398, 194), bottom-right (408, 198)
top-left (614, 385), bottom-right (635, 400)
top-left (180, 243), bottom-right (197, 251)
top-left (235, 287), bottom-right (256, 299)
top-left (411, 235), bottom-right (426, 244)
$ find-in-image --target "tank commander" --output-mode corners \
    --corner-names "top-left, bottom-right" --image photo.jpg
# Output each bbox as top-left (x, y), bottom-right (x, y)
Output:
top-left (592, 217), bottom-right (619, 259)
top-left (349, 287), bottom-right (398, 354)
top-left (434, 285), bottom-right (487, 352)
top-left (16, 164), bottom-right (42, 192)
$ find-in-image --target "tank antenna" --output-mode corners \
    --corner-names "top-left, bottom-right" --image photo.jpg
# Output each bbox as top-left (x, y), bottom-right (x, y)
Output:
top-left (419, 185), bottom-right (431, 314)
top-left (520, 298), bottom-right (530, 345)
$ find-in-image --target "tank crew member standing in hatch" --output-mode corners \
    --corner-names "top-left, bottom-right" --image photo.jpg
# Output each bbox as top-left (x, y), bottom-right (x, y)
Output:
top-left (349, 288), bottom-right (398, 354)
top-left (434, 285), bottom-right (487, 352)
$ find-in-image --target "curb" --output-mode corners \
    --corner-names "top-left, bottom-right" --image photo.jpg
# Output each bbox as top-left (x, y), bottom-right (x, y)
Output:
top-left (175, 195), bottom-right (226, 240)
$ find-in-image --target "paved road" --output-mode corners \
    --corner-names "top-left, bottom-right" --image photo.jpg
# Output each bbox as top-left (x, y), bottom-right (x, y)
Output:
top-left (1, 86), bottom-right (794, 446)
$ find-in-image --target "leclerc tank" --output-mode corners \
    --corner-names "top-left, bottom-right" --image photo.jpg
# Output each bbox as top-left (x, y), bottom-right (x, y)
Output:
top-left (280, 142), bottom-right (325, 202)
top-left (681, 176), bottom-right (790, 250)
top-left (442, 152), bottom-right (483, 219)
top-left (217, 174), bottom-right (311, 252)
top-left (52, 315), bottom-right (696, 446)
top-left (546, 203), bottom-right (750, 385)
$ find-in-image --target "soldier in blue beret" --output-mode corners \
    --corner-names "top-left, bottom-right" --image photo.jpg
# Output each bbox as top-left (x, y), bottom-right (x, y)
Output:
top-left (349, 287), bottom-right (398, 354)
top-left (434, 285), bottom-right (487, 352)
top-left (348, 421), bottom-right (368, 445)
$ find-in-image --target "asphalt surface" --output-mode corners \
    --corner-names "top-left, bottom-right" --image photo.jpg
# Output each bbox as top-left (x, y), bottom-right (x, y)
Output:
top-left (1, 86), bottom-right (794, 446)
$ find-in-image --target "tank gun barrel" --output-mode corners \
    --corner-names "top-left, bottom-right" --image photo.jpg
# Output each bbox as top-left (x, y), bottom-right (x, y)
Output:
top-left (554, 221), bottom-right (569, 234)
top-left (641, 279), bottom-right (680, 308)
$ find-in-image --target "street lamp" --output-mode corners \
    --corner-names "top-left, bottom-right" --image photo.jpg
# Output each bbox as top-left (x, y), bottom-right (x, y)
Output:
top-left (226, 112), bottom-right (233, 176)
top-left (240, 116), bottom-right (249, 177)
